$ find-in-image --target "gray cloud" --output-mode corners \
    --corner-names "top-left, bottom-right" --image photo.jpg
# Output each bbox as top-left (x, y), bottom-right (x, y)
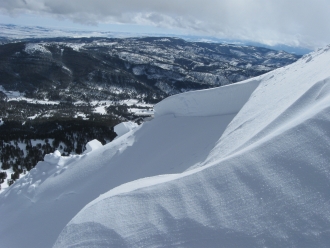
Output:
top-left (1, 0), bottom-right (329, 48)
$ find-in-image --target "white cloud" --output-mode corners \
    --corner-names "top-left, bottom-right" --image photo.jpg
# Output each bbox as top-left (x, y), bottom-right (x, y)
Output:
top-left (1, 0), bottom-right (329, 49)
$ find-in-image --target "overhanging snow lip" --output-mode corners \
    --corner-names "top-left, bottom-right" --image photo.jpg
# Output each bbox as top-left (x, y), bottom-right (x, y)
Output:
top-left (154, 78), bottom-right (262, 118)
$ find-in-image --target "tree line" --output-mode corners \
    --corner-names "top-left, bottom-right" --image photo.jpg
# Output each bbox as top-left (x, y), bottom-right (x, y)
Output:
top-left (0, 118), bottom-right (119, 188)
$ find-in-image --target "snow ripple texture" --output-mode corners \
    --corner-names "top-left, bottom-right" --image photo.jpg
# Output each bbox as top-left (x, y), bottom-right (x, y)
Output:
top-left (1, 45), bottom-right (330, 248)
top-left (54, 45), bottom-right (330, 247)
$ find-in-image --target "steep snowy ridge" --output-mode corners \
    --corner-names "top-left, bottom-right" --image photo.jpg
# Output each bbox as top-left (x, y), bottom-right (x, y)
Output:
top-left (0, 90), bottom-right (244, 246)
top-left (54, 45), bottom-right (330, 247)
top-left (205, 45), bottom-right (330, 161)
top-left (1, 45), bottom-right (330, 248)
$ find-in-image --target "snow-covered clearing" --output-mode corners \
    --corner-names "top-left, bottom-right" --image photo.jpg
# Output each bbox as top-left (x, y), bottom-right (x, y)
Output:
top-left (0, 85), bottom-right (22, 98)
top-left (24, 43), bottom-right (52, 56)
top-left (90, 99), bottom-right (154, 116)
top-left (128, 108), bottom-right (154, 116)
top-left (0, 168), bottom-right (27, 193)
top-left (93, 106), bottom-right (107, 115)
top-left (0, 86), bottom-right (60, 105)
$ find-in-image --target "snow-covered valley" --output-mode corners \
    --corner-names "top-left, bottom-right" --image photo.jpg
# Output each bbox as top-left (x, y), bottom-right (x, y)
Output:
top-left (1, 45), bottom-right (330, 247)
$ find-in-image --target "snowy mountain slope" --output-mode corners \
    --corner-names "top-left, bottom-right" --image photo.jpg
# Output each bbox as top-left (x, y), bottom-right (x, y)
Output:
top-left (154, 77), bottom-right (260, 117)
top-left (204, 47), bottom-right (330, 162)
top-left (1, 45), bottom-right (329, 247)
top-left (0, 80), bottom-right (253, 247)
top-left (52, 45), bottom-right (330, 247)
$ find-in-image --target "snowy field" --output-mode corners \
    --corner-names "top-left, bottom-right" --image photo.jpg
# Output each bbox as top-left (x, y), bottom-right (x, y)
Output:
top-left (0, 87), bottom-right (154, 119)
top-left (90, 99), bottom-right (154, 116)
top-left (1, 45), bottom-right (330, 247)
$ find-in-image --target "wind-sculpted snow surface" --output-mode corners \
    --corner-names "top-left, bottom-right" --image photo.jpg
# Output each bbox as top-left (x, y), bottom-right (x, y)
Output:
top-left (1, 46), bottom-right (330, 248)
top-left (0, 104), bottom-right (239, 246)
top-left (83, 139), bottom-right (103, 154)
top-left (53, 45), bottom-right (330, 247)
top-left (114, 121), bottom-right (139, 138)
top-left (154, 78), bottom-right (260, 117)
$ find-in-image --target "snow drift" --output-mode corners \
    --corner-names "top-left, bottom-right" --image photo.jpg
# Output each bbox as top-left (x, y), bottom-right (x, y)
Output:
top-left (0, 85), bottom-right (246, 247)
top-left (1, 45), bottom-right (330, 247)
top-left (114, 121), bottom-right (139, 138)
top-left (54, 45), bottom-right (330, 247)
top-left (83, 139), bottom-right (103, 154)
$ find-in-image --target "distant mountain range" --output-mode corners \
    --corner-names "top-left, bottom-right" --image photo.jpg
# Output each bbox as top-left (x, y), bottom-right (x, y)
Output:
top-left (0, 36), bottom-right (300, 101)
top-left (0, 23), bottom-right (312, 55)
top-left (0, 36), bottom-right (300, 122)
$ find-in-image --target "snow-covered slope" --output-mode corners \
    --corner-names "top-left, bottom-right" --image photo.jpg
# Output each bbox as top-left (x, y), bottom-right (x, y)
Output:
top-left (54, 45), bottom-right (330, 247)
top-left (0, 82), bottom-right (252, 247)
top-left (1, 45), bottom-right (330, 247)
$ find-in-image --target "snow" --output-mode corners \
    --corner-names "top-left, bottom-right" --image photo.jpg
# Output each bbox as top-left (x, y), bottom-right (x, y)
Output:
top-left (0, 168), bottom-right (13, 193)
top-left (28, 114), bottom-right (39, 120)
top-left (44, 150), bottom-right (62, 165)
top-left (0, 85), bottom-right (22, 98)
top-left (66, 43), bottom-right (86, 52)
top-left (8, 141), bottom-right (28, 156)
top-left (74, 112), bottom-right (88, 119)
top-left (0, 112), bottom-right (233, 247)
top-left (30, 139), bottom-right (46, 147)
top-left (0, 86), bottom-right (60, 105)
top-left (132, 65), bottom-right (145, 75)
top-left (154, 77), bottom-right (260, 117)
top-left (24, 43), bottom-right (52, 56)
top-left (1, 45), bottom-right (330, 247)
top-left (9, 98), bottom-right (60, 105)
top-left (62, 65), bottom-right (71, 74)
top-left (0, 118), bottom-right (3, 126)
top-left (159, 38), bottom-right (171, 42)
top-left (83, 140), bottom-right (103, 154)
top-left (0, 168), bottom-right (28, 193)
top-left (93, 106), bottom-right (107, 115)
top-left (114, 121), bottom-right (139, 138)
top-left (119, 99), bottom-right (153, 107)
top-left (128, 108), bottom-right (154, 116)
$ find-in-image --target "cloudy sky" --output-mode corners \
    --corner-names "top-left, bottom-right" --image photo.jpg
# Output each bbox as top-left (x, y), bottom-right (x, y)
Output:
top-left (1, 0), bottom-right (329, 49)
